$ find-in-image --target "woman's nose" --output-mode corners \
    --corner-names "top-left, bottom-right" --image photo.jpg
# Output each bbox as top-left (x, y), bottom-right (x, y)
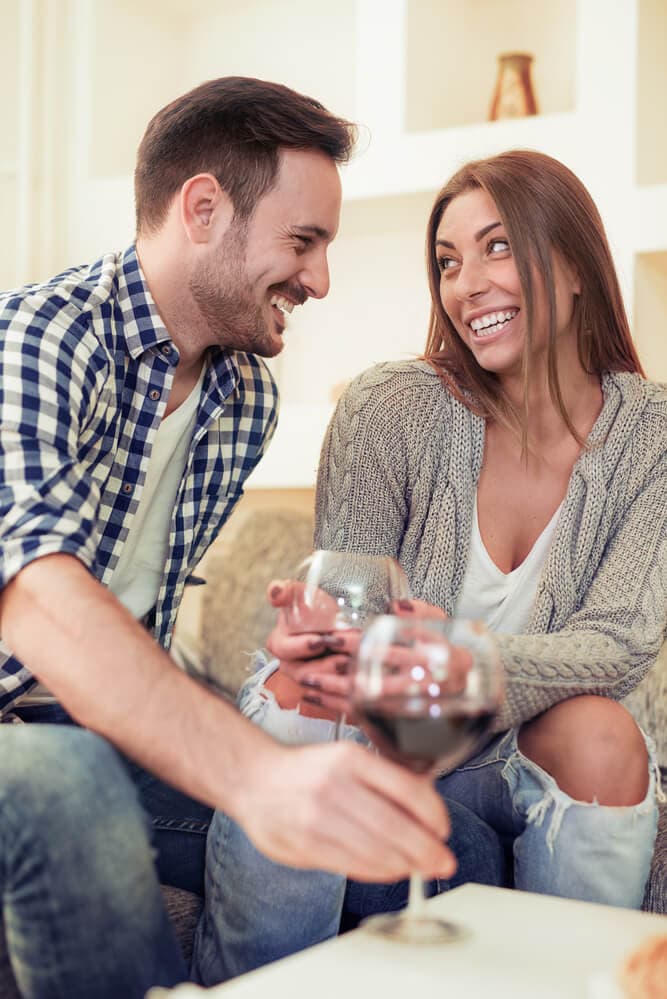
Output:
top-left (454, 257), bottom-right (489, 301)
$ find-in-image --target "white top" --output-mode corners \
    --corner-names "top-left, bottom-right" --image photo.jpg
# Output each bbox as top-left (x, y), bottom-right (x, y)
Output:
top-left (17, 363), bottom-right (206, 706)
top-left (456, 493), bottom-right (562, 635)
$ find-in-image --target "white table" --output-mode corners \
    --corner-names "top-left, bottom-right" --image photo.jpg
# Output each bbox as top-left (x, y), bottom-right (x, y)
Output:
top-left (154, 885), bottom-right (667, 999)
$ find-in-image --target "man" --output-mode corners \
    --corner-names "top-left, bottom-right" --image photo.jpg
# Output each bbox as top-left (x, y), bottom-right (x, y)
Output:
top-left (0, 77), bottom-right (461, 998)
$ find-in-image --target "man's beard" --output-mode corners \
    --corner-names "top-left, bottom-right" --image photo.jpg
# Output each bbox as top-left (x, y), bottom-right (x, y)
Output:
top-left (188, 222), bottom-right (281, 358)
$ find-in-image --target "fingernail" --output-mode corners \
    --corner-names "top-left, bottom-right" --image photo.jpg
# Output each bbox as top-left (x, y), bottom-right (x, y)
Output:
top-left (397, 599), bottom-right (413, 611)
top-left (308, 638), bottom-right (325, 652)
top-left (302, 694), bottom-right (323, 707)
top-left (325, 634), bottom-right (345, 649)
top-left (270, 584), bottom-right (282, 599)
top-left (301, 676), bottom-right (322, 689)
top-left (334, 660), bottom-right (348, 675)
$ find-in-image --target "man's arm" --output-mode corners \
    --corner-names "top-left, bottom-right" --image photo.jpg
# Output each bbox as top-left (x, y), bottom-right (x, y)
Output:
top-left (0, 553), bottom-right (456, 882)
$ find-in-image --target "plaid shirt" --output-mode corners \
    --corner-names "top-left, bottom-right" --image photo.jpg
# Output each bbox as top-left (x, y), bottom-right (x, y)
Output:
top-left (0, 246), bottom-right (278, 714)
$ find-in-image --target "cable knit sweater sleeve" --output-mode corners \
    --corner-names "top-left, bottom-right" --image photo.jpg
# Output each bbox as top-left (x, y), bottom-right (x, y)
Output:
top-left (315, 361), bottom-right (469, 572)
top-left (496, 448), bottom-right (666, 729)
top-left (315, 362), bottom-right (667, 732)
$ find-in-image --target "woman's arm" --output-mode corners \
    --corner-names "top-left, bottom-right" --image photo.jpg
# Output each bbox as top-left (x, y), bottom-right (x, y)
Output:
top-left (496, 460), bottom-right (667, 729)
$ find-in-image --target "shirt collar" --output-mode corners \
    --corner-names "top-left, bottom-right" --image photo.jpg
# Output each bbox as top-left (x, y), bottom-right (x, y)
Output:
top-left (115, 245), bottom-right (173, 359)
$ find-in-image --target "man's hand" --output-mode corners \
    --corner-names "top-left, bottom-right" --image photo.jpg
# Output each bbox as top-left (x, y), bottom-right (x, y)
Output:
top-left (1, 556), bottom-right (459, 883)
top-left (233, 737), bottom-right (457, 882)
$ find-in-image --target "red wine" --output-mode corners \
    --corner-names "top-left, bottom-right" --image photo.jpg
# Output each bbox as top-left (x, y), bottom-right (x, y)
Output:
top-left (357, 695), bottom-right (496, 773)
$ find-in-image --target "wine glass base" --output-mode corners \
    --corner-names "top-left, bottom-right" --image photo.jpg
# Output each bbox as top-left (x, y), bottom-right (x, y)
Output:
top-left (360, 912), bottom-right (470, 945)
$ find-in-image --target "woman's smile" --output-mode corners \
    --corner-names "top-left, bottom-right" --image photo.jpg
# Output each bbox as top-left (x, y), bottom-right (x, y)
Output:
top-left (467, 307), bottom-right (520, 342)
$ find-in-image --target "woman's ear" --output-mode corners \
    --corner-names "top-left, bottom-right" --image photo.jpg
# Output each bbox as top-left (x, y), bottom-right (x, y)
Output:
top-left (565, 257), bottom-right (581, 296)
top-left (180, 173), bottom-right (234, 245)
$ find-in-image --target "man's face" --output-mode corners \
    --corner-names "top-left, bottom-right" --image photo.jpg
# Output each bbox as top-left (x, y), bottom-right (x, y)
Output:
top-left (189, 148), bottom-right (342, 357)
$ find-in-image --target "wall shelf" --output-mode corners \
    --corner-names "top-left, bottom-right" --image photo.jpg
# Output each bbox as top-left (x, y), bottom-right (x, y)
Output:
top-left (636, 0), bottom-right (667, 187)
top-left (343, 110), bottom-right (582, 201)
top-left (634, 252), bottom-right (667, 382)
top-left (405, 0), bottom-right (577, 133)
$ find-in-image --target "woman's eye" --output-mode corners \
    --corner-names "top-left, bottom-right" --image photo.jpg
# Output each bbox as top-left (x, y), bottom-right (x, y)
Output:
top-left (295, 235), bottom-right (312, 251)
top-left (488, 238), bottom-right (510, 254)
top-left (438, 256), bottom-right (457, 272)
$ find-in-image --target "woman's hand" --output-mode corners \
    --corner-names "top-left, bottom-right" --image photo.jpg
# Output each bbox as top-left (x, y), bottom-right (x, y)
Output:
top-left (264, 579), bottom-right (360, 718)
top-left (389, 597), bottom-right (449, 622)
top-left (264, 585), bottom-right (456, 717)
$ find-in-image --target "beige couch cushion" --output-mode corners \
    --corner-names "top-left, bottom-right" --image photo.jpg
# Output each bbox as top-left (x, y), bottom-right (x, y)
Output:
top-left (197, 505), bottom-right (315, 699)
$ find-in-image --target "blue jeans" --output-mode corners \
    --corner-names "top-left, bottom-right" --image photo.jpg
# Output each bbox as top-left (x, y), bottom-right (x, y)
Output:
top-left (437, 726), bottom-right (660, 906)
top-left (192, 660), bottom-right (660, 985)
top-left (191, 662), bottom-right (508, 985)
top-left (0, 705), bottom-right (211, 998)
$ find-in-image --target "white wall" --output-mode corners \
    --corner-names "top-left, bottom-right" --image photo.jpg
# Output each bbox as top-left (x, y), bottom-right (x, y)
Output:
top-left (2, 0), bottom-right (666, 488)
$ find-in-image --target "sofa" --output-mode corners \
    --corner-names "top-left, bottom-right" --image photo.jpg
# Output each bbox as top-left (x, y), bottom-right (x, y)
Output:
top-left (0, 501), bottom-right (664, 996)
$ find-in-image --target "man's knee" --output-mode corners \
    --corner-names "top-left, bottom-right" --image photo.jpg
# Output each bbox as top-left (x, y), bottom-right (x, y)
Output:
top-left (0, 724), bottom-right (160, 907)
top-left (518, 695), bottom-right (649, 805)
top-left (0, 725), bottom-right (142, 834)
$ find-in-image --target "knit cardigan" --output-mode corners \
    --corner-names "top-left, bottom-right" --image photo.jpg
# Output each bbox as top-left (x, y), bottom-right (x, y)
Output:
top-left (314, 361), bottom-right (667, 732)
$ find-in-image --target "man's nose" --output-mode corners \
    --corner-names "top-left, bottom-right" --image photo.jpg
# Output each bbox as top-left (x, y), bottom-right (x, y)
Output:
top-left (300, 250), bottom-right (330, 300)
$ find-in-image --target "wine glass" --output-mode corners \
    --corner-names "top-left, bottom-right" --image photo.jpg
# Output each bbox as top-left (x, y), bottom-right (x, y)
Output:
top-left (284, 550), bottom-right (411, 737)
top-left (351, 614), bottom-right (503, 943)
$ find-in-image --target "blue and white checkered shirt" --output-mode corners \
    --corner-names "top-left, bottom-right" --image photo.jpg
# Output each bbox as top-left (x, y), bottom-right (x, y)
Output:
top-left (0, 246), bottom-right (278, 714)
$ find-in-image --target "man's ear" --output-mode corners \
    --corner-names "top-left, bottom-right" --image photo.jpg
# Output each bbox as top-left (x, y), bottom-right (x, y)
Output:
top-left (180, 174), bottom-right (234, 245)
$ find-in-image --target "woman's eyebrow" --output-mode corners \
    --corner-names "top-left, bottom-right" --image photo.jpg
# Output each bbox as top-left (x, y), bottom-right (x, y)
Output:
top-left (475, 221), bottom-right (502, 241)
top-left (435, 220), bottom-right (502, 251)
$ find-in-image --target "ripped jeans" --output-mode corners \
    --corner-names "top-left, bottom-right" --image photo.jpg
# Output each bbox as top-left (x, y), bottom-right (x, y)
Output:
top-left (436, 726), bottom-right (661, 906)
top-left (192, 661), bottom-right (660, 985)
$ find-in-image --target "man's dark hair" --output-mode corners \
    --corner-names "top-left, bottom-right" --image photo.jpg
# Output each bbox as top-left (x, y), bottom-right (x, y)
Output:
top-left (134, 76), bottom-right (357, 234)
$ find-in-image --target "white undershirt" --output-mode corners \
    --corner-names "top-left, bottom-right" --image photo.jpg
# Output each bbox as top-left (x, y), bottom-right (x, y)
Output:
top-left (456, 492), bottom-right (562, 635)
top-left (17, 363), bottom-right (206, 706)
top-left (107, 363), bottom-right (206, 619)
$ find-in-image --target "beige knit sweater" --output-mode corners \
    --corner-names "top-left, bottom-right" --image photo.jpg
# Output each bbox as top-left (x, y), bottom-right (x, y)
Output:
top-left (314, 361), bottom-right (667, 731)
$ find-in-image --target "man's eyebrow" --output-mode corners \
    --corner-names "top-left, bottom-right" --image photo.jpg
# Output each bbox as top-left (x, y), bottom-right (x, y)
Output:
top-left (435, 221), bottom-right (502, 251)
top-left (293, 224), bottom-right (332, 241)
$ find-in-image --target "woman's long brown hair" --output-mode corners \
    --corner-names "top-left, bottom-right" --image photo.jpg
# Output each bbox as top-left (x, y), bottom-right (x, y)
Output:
top-left (423, 150), bottom-right (644, 444)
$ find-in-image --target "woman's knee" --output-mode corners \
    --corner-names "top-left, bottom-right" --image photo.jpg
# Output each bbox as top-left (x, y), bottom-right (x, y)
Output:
top-left (518, 695), bottom-right (649, 806)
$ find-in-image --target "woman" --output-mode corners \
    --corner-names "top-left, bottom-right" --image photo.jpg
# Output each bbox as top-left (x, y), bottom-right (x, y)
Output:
top-left (192, 150), bottom-right (666, 983)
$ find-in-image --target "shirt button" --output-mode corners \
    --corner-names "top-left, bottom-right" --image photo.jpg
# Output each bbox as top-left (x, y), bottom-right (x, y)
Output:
top-left (149, 389), bottom-right (160, 401)
top-left (161, 345), bottom-right (172, 356)
top-left (122, 483), bottom-right (132, 494)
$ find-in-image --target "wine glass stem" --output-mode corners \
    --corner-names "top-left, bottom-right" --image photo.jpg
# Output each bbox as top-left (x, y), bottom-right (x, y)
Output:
top-left (406, 873), bottom-right (426, 919)
top-left (333, 712), bottom-right (346, 741)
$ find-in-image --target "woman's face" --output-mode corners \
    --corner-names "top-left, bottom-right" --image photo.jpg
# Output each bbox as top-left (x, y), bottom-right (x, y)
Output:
top-left (434, 188), bottom-right (580, 381)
